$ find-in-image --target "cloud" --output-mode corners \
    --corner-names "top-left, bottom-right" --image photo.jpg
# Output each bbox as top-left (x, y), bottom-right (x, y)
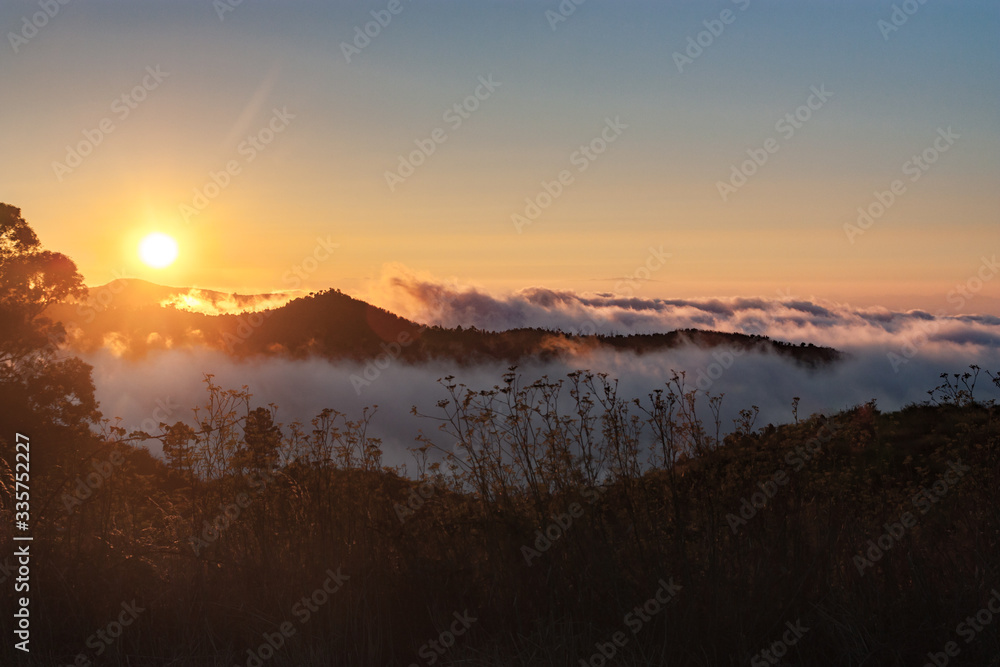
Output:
top-left (75, 265), bottom-right (1000, 474)
top-left (362, 265), bottom-right (1000, 354)
top-left (85, 342), bottom-right (1000, 475)
top-left (159, 288), bottom-right (302, 316)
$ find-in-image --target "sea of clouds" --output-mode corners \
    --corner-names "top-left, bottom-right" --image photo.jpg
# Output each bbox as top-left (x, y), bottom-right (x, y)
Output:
top-left (83, 267), bottom-right (1000, 472)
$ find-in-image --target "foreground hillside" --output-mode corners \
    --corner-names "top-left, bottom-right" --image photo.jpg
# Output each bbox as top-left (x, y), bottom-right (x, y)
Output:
top-left (2, 369), bottom-right (998, 666)
top-left (48, 282), bottom-right (841, 367)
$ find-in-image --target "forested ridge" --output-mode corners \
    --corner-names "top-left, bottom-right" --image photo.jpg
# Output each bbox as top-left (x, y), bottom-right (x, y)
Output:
top-left (46, 278), bottom-right (842, 368)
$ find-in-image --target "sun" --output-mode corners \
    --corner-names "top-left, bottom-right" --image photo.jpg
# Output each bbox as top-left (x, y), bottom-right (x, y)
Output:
top-left (138, 232), bottom-right (179, 269)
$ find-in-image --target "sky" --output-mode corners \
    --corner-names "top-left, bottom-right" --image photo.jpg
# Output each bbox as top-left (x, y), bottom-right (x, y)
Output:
top-left (1, 0), bottom-right (998, 314)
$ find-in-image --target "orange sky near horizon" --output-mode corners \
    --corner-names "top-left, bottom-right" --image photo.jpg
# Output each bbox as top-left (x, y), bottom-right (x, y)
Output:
top-left (2, 1), bottom-right (997, 316)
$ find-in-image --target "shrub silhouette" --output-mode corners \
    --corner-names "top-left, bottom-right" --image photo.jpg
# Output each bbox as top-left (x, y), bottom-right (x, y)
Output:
top-left (0, 364), bottom-right (996, 666)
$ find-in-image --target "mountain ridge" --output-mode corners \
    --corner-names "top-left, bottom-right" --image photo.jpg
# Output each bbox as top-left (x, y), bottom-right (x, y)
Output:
top-left (46, 280), bottom-right (843, 367)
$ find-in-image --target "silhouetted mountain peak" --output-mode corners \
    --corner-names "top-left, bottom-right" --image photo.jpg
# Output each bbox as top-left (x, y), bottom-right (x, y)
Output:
top-left (47, 281), bottom-right (842, 367)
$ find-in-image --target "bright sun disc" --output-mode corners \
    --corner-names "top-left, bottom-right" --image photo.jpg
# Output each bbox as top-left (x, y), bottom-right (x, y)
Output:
top-left (139, 232), bottom-right (179, 268)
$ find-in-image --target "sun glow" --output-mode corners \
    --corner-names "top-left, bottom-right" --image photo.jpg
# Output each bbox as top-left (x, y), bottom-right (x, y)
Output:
top-left (138, 232), bottom-right (179, 269)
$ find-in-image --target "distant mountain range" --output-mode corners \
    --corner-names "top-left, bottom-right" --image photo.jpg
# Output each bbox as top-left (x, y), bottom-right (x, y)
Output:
top-left (45, 280), bottom-right (843, 367)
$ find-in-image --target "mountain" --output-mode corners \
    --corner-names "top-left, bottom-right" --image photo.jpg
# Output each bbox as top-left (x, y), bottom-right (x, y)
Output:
top-left (45, 281), bottom-right (843, 367)
top-left (66, 278), bottom-right (301, 313)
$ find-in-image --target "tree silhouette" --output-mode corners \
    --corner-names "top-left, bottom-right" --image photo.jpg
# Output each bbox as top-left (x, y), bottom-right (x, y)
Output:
top-left (0, 203), bottom-right (85, 368)
top-left (0, 204), bottom-right (100, 502)
top-left (238, 405), bottom-right (281, 475)
top-left (161, 420), bottom-right (198, 478)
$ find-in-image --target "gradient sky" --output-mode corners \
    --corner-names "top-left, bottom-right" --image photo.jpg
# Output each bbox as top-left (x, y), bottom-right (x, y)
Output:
top-left (1, 0), bottom-right (998, 312)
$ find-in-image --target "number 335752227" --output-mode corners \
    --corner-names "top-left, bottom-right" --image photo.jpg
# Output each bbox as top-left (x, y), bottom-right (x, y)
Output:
top-left (15, 434), bottom-right (30, 522)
